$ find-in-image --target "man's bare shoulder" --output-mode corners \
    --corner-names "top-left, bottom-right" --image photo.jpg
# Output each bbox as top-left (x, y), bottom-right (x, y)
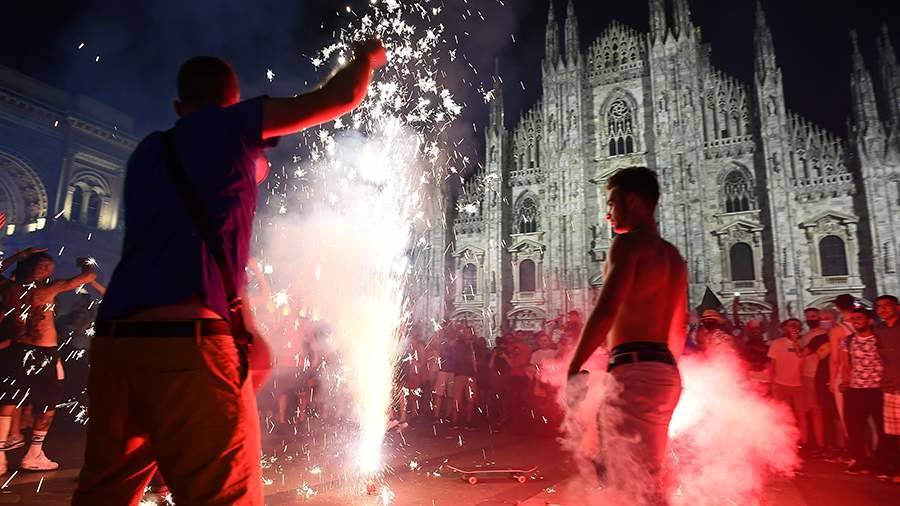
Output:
top-left (609, 231), bottom-right (648, 256)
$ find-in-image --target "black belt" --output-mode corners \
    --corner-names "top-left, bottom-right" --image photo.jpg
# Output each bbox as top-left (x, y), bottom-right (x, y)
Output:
top-left (95, 320), bottom-right (231, 338)
top-left (608, 342), bottom-right (676, 372)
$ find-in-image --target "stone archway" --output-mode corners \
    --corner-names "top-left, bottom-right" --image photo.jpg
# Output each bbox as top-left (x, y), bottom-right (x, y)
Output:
top-left (0, 152), bottom-right (48, 228)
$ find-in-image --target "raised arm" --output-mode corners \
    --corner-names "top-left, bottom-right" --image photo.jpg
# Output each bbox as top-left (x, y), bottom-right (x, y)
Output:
top-left (262, 40), bottom-right (387, 140)
top-left (48, 259), bottom-right (97, 294)
top-left (89, 280), bottom-right (107, 296)
top-left (568, 234), bottom-right (638, 375)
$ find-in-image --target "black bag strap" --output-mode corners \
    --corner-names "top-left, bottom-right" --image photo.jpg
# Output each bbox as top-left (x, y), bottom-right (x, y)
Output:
top-left (160, 129), bottom-right (243, 316)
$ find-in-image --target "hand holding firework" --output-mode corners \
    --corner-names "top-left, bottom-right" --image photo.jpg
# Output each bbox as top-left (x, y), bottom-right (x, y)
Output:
top-left (261, 38), bottom-right (388, 140)
top-left (353, 39), bottom-right (387, 69)
top-left (76, 257), bottom-right (97, 271)
top-left (565, 370), bottom-right (590, 408)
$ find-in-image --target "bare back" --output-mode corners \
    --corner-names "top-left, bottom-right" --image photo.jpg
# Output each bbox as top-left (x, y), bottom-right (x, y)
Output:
top-left (607, 233), bottom-right (687, 356)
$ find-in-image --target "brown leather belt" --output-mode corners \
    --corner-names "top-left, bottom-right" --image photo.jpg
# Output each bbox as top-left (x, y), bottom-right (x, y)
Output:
top-left (95, 320), bottom-right (231, 338)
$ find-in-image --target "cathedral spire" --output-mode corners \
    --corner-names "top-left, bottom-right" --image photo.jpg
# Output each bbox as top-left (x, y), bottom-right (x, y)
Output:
top-left (753, 0), bottom-right (778, 84)
top-left (489, 59), bottom-right (505, 132)
top-left (849, 29), bottom-right (885, 150)
top-left (564, 0), bottom-right (580, 66)
top-left (545, 1), bottom-right (561, 66)
top-left (649, 0), bottom-right (667, 44)
top-left (672, 0), bottom-right (694, 40)
top-left (876, 24), bottom-right (900, 128)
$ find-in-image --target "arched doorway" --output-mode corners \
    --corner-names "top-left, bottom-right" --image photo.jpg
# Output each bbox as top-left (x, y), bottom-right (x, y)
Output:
top-left (0, 152), bottom-right (49, 230)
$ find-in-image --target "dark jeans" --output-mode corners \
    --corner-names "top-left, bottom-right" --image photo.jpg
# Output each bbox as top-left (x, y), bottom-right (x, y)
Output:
top-left (502, 376), bottom-right (531, 429)
top-left (817, 382), bottom-right (842, 449)
top-left (843, 387), bottom-right (884, 467)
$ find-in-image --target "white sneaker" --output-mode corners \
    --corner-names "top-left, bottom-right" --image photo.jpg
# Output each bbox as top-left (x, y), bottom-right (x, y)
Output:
top-left (3, 435), bottom-right (25, 451)
top-left (20, 451), bottom-right (59, 471)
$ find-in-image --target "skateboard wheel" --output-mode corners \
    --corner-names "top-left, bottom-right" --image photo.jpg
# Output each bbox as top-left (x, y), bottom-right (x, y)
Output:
top-left (516, 475), bottom-right (527, 483)
top-left (467, 476), bottom-right (478, 485)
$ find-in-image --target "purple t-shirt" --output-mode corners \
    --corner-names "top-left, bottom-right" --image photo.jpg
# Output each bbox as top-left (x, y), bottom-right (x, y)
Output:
top-left (98, 97), bottom-right (274, 322)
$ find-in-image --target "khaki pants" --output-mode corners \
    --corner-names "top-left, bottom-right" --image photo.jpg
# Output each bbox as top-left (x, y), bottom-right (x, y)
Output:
top-left (73, 335), bottom-right (262, 506)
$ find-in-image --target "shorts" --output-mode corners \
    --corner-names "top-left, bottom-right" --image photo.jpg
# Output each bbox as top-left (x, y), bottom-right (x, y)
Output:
top-left (801, 376), bottom-right (819, 411)
top-left (433, 371), bottom-right (454, 397)
top-left (0, 343), bottom-right (64, 412)
top-left (772, 383), bottom-right (806, 415)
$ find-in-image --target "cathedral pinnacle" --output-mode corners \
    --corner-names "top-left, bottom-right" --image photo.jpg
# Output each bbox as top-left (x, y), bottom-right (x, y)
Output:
top-left (753, 0), bottom-right (778, 84)
top-left (564, 0), bottom-right (580, 66)
top-left (545, 1), bottom-right (561, 65)
top-left (672, 0), bottom-right (694, 39)
top-left (649, 0), bottom-right (667, 44)
top-left (848, 29), bottom-right (885, 149)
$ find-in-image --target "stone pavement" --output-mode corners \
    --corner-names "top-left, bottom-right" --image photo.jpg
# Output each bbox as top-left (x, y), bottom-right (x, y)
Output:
top-left (1, 420), bottom-right (898, 505)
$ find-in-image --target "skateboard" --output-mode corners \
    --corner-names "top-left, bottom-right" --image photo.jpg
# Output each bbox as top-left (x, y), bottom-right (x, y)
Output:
top-left (446, 464), bottom-right (537, 485)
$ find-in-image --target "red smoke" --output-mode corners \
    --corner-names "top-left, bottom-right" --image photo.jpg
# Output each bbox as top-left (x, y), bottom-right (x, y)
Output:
top-left (550, 347), bottom-right (799, 505)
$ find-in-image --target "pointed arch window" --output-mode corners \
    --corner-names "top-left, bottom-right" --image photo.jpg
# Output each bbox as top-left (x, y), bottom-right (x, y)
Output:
top-left (819, 235), bottom-right (848, 277)
top-left (462, 263), bottom-right (478, 300)
top-left (723, 170), bottom-right (755, 213)
top-left (517, 197), bottom-right (539, 234)
top-left (729, 242), bottom-right (755, 281)
top-left (519, 260), bottom-right (536, 293)
top-left (607, 99), bottom-right (635, 156)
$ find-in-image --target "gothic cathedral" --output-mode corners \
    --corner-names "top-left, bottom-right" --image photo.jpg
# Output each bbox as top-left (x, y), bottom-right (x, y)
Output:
top-left (418, 0), bottom-right (900, 336)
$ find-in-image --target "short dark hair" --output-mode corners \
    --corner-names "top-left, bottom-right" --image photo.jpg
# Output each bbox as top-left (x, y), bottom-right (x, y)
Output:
top-left (876, 294), bottom-right (899, 305)
top-left (850, 307), bottom-right (872, 319)
top-left (177, 56), bottom-right (238, 108)
top-left (804, 307), bottom-right (820, 314)
top-left (606, 166), bottom-right (660, 208)
top-left (833, 294), bottom-right (856, 311)
top-left (780, 318), bottom-right (802, 328)
top-left (13, 252), bottom-right (53, 281)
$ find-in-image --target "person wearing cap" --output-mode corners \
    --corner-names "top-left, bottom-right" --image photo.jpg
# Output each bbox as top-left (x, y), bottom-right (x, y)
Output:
top-left (838, 307), bottom-right (885, 475)
top-left (695, 309), bottom-right (735, 353)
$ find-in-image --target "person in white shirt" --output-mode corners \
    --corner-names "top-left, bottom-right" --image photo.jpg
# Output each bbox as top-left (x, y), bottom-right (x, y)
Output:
top-left (769, 318), bottom-right (808, 447)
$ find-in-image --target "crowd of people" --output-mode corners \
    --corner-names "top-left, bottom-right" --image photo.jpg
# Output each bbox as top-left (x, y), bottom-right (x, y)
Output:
top-left (390, 310), bottom-right (584, 434)
top-left (2, 236), bottom-right (899, 488)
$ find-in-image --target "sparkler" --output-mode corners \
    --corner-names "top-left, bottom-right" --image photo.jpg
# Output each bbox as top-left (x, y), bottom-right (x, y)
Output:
top-left (256, 0), bottom-right (469, 496)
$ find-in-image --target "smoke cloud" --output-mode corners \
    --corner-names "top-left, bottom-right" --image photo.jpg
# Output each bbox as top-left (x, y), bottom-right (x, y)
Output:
top-left (548, 348), bottom-right (799, 505)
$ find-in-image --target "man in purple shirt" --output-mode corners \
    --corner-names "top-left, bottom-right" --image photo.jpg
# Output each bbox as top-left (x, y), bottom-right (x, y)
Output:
top-left (73, 41), bottom-right (386, 505)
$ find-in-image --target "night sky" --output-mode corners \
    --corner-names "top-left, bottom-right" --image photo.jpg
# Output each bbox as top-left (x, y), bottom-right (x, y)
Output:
top-left (2, 0), bottom-right (898, 143)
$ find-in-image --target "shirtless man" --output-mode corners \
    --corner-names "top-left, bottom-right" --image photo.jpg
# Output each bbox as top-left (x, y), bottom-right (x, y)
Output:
top-left (0, 254), bottom-right (96, 474)
top-left (0, 244), bottom-right (48, 466)
top-left (74, 41), bottom-right (386, 505)
top-left (828, 293), bottom-right (856, 444)
top-left (567, 166), bottom-right (687, 497)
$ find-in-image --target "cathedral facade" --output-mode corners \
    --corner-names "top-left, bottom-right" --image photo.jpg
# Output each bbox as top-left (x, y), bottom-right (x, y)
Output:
top-left (426, 0), bottom-right (900, 336)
